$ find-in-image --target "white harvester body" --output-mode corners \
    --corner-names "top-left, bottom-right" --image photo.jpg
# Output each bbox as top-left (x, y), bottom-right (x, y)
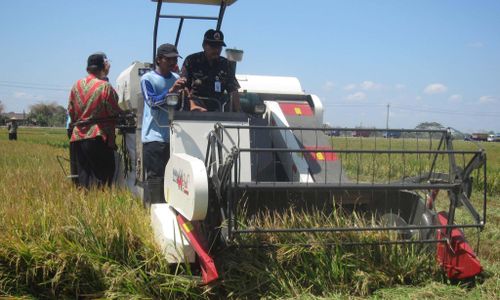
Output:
top-left (116, 63), bottom-right (325, 262)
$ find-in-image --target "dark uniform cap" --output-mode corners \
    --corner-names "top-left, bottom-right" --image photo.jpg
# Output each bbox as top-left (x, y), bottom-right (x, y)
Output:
top-left (157, 43), bottom-right (182, 58)
top-left (203, 29), bottom-right (226, 47)
top-left (87, 52), bottom-right (108, 69)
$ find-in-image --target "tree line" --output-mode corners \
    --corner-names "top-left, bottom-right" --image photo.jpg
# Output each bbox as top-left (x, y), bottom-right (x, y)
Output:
top-left (0, 100), bottom-right (67, 127)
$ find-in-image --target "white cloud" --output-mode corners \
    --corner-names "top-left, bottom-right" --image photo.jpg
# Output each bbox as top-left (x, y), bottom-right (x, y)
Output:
top-left (424, 83), bottom-right (448, 94)
top-left (448, 94), bottom-right (463, 103)
top-left (344, 81), bottom-right (382, 91)
top-left (467, 41), bottom-right (484, 48)
top-left (14, 92), bottom-right (29, 98)
top-left (346, 92), bottom-right (367, 101)
top-left (360, 81), bottom-right (382, 90)
top-left (12, 91), bottom-right (45, 102)
top-left (344, 83), bottom-right (356, 91)
top-left (395, 84), bottom-right (406, 90)
top-left (478, 96), bottom-right (497, 104)
top-left (322, 81), bottom-right (335, 91)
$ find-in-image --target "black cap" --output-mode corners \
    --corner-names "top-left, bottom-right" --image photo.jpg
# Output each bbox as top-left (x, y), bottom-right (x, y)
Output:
top-left (87, 52), bottom-right (107, 69)
top-left (157, 43), bottom-right (182, 58)
top-left (203, 29), bottom-right (226, 47)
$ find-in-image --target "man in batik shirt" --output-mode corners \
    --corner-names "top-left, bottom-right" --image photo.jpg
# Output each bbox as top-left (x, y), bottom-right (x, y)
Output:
top-left (68, 52), bottom-right (122, 188)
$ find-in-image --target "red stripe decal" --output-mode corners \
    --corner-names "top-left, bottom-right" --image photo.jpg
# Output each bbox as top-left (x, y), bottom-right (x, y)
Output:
top-left (279, 101), bottom-right (313, 116)
top-left (304, 146), bottom-right (338, 161)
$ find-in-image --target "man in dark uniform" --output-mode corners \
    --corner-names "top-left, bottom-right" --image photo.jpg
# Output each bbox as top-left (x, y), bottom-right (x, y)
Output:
top-left (181, 29), bottom-right (241, 112)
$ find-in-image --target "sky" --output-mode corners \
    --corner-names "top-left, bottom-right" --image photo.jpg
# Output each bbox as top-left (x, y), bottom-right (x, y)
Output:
top-left (0, 0), bottom-right (499, 133)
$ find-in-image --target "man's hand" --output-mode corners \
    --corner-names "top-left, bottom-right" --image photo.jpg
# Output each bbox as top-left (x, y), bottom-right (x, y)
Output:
top-left (189, 99), bottom-right (208, 112)
top-left (169, 78), bottom-right (186, 93)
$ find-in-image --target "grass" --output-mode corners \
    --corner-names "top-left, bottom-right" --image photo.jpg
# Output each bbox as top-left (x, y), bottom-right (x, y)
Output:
top-left (0, 127), bottom-right (499, 299)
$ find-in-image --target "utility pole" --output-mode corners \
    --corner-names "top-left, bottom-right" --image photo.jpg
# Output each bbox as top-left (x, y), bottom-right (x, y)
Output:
top-left (386, 103), bottom-right (390, 129)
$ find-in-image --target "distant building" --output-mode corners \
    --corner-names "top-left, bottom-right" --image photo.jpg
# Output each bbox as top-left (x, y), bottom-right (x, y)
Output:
top-left (1, 112), bottom-right (27, 125)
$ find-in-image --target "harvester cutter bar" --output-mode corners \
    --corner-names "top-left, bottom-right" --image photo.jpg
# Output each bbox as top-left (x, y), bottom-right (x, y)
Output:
top-left (232, 224), bottom-right (483, 235)
top-left (236, 182), bottom-right (460, 191)
top-left (237, 239), bottom-right (448, 248)
top-left (238, 148), bottom-right (480, 155)
top-left (222, 125), bottom-right (449, 134)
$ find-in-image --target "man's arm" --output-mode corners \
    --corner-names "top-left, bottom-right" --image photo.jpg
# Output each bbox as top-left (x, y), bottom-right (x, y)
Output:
top-left (181, 58), bottom-right (209, 112)
top-left (68, 88), bottom-right (76, 123)
top-left (141, 79), bottom-right (169, 107)
top-left (180, 59), bottom-right (192, 92)
top-left (104, 83), bottom-right (123, 116)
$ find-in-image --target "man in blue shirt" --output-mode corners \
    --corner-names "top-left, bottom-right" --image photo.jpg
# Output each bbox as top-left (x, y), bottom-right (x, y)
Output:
top-left (141, 43), bottom-right (185, 207)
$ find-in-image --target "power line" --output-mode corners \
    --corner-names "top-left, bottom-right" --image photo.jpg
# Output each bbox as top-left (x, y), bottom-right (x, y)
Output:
top-left (0, 80), bottom-right (69, 91)
top-left (0, 80), bottom-right (69, 88)
top-left (391, 105), bottom-right (500, 117)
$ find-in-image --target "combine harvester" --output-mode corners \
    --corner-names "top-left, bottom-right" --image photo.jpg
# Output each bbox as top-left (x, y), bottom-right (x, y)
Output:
top-left (116, 0), bottom-right (488, 284)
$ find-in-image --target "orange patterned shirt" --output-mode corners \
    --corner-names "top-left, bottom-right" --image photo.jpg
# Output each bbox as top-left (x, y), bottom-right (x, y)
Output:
top-left (68, 74), bottom-right (122, 148)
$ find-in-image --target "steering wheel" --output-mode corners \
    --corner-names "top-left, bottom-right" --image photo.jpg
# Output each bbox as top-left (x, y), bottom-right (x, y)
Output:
top-left (190, 96), bottom-right (224, 112)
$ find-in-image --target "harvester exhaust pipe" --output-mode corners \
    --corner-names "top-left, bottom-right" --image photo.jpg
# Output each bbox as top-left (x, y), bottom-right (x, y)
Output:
top-left (225, 48), bottom-right (243, 112)
top-left (225, 48), bottom-right (243, 79)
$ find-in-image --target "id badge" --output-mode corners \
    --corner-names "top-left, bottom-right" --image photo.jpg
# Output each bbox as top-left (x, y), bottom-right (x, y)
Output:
top-left (214, 80), bottom-right (221, 92)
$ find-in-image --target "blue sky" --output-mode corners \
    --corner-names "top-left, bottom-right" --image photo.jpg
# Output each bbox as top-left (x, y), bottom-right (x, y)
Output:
top-left (0, 0), bottom-right (499, 133)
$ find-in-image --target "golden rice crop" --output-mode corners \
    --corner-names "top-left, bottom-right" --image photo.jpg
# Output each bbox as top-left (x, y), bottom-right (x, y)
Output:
top-left (1, 128), bottom-right (499, 299)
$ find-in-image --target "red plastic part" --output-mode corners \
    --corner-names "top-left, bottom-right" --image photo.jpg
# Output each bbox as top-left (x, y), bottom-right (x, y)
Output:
top-left (279, 102), bottom-right (314, 116)
top-left (436, 212), bottom-right (482, 280)
top-left (176, 214), bottom-right (219, 284)
top-left (304, 146), bottom-right (339, 161)
top-left (426, 189), bottom-right (439, 209)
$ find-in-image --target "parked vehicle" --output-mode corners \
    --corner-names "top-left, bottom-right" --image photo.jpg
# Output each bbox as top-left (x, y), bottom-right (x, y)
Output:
top-left (352, 130), bottom-right (370, 137)
top-left (327, 129), bottom-right (340, 136)
top-left (383, 130), bottom-right (401, 138)
top-left (471, 133), bottom-right (488, 141)
top-left (487, 134), bottom-right (500, 142)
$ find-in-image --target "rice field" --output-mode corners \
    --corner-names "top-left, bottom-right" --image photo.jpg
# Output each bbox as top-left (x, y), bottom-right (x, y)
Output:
top-left (0, 127), bottom-right (499, 299)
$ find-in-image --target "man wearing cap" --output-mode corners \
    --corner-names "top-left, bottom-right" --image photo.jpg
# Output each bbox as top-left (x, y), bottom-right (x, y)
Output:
top-left (181, 29), bottom-right (241, 112)
top-left (68, 52), bottom-right (123, 188)
top-left (140, 43), bottom-right (185, 207)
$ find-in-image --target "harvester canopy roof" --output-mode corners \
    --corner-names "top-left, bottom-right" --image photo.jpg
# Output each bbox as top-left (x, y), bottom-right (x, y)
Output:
top-left (152, 0), bottom-right (237, 6)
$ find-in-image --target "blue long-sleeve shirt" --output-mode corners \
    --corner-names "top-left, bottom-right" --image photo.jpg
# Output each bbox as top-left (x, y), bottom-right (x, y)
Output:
top-left (140, 70), bottom-right (179, 143)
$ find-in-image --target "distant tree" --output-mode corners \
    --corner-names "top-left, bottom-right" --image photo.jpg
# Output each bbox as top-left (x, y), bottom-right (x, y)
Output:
top-left (415, 122), bottom-right (445, 130)
top-left (0, 100), bottom-right (4, 114)
top-left (414, 122), bottom-right (446, 139)
top-left (28, 102), bottom-right (67, 127)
